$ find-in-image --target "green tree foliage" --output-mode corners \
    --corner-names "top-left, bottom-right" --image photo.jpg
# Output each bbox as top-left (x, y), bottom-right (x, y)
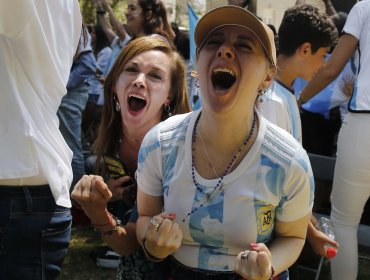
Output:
top-left (79, 0), bottom-right (127, 25)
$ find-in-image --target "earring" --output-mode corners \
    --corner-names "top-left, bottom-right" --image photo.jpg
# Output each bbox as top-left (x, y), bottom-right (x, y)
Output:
top-left (164, 104), bottom-right (172, 117)
top-left (115, 100), bottom-right (121, 112)
top-left (113, 95), bottom-right (120, 112)
top-left (258, 88), bottom-right (267, 96)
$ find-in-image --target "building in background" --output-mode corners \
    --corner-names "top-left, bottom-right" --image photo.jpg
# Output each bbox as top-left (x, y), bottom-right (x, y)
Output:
top-left (173, 0), bottom-right (357, 30)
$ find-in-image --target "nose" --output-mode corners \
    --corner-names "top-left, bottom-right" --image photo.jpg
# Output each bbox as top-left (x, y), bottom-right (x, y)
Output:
top-left (132, 73), bottom-right (146, 88)
top-left (217, 44), bottom-right (235, 60)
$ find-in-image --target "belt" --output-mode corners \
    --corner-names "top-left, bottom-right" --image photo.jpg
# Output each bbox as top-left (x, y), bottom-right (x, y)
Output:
top-left (168, 257), bottom-right (242, 280)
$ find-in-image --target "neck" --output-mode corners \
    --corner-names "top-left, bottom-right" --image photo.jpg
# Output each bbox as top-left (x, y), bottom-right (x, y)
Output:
top-left (197, 109), bottom-right (257, 154)
top-left (276, 55), bottom-right (299, 89)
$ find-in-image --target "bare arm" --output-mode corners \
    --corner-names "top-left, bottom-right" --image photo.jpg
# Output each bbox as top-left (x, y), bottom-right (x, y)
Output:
top-left (94, 0), bottom-right (117, 44)
top-left (235, 213), bottom-right (311, 279)
top-left (136, 187), bottom-right (182, 259)
top-left (71, 175), bottom-right (138, 256)
top-left (295, 0), bottom-right (306, 5)
top-left (300, 33), bottom-right (358, 103)
top-left (101, 0), bottom-right (128, 42)
top-left (322, 0), bottom-right (337, 16)
top-left (269, 213), bottom-right (311, 274)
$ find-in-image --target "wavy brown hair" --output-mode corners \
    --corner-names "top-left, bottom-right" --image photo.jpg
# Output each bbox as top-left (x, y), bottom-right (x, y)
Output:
top-left (94, 35), bottom-right (190, 175)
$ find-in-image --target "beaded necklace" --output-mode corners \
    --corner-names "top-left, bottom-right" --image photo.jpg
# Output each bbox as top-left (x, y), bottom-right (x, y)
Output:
top-left (182, 111), bottom-right (257, 222)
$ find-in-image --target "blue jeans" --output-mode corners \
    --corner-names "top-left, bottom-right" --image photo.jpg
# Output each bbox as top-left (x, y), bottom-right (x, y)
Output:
top-left (0, 186), bottom-right (72, 279)
top-left (57, 85), bottom-right (89, 189)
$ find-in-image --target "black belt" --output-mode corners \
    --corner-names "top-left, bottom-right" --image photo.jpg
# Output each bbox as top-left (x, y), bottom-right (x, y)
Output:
top-left (168, 257), bottom-right (242, 280)
top-left (0, 185), bottom-right (51, 198)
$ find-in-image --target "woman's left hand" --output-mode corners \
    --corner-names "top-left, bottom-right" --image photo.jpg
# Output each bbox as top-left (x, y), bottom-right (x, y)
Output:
top-left (236, 243), bottom-right (273, 280)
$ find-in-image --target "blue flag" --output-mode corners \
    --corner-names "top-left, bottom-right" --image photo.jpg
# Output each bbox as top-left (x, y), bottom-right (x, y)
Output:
top-left (188, 3), bottom-right (199, 65)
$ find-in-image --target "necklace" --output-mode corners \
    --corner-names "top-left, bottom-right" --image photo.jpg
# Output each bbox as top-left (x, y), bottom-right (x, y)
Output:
top-left (119, 134), bottom-right (142, 144)
top-left (182, 111), bottom-right (257, 222)
top-left (198, 130), bottom-right (219, 178)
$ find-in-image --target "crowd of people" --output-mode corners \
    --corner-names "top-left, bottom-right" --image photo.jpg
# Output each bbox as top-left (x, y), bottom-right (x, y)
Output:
top-left (1, 0), bottom-right (368, 279)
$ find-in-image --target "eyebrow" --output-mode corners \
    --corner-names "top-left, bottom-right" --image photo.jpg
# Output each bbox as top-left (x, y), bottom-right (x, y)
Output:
top-left (208, 32), bottom-right (255, 42)
top-left (128, 61), bottom-right (166, 73)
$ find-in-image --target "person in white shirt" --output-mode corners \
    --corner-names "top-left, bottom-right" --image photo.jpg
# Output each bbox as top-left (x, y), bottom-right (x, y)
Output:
top-left (135, 6), bottom-right (313, 279)
top-left (300, 1), bottom-right (370, 278)
top-left (0, 1), bottom-right (81, 278)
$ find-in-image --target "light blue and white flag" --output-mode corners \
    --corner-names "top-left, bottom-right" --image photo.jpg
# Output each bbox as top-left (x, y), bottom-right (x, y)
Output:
top-left (188, 3), bottom-right (198, 66)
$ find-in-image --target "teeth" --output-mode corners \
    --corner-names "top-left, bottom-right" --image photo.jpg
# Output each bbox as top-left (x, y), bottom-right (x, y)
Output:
top-left (213, 68), bottom-right (235, 77)
top-left (129, 94), bottom-right (146, 101)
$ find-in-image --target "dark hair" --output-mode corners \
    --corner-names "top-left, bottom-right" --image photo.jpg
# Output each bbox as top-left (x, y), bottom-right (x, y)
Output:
top-left (93, 25), bottom-right (111, 57)
top-left (138, 0), bottom-right (175, 40)
top-left (278, 4), bottom-right (338, 56)
top-left (174, 30), bottom-right (190, 60)
top-left (267, 24), bottom-right (277, 36)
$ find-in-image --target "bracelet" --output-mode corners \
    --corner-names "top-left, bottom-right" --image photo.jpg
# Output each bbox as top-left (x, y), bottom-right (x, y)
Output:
top-left (141, 239), bottom-right (166, 262)
top-left (92, 213), bottom-right (122, 236)
top-left (96, 10), bottom-right (106, 15)
top-left (91, 212), bottom-right (113, 227)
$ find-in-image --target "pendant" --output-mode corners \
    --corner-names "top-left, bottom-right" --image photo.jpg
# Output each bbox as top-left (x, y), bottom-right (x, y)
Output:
top-left (206, 192), bottom-right (211, 200)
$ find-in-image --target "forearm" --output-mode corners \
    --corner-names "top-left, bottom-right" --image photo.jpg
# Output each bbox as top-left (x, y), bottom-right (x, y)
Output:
top-left (101, 222), bottom-right (139, 256)
top-left (106, 6), bottom-right (127, 42)
top-left (90, 209), bottom-right (139, 256)
top-left (96, 14), bottom-right (116, 43)
top-left (323, 0), bottom-right (337, 16)
top-left (136, 215), bottom-right (151, 244)
top-left (300, 65), bottom-right (339, 103)
top-left (269, 237), bottom-right (305, 275)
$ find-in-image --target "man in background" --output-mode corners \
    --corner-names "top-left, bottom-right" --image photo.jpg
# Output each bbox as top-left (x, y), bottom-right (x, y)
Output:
top-left (0, 1), bottom-right (81, 278)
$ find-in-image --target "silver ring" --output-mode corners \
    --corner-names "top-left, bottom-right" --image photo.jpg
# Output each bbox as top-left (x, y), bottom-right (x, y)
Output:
top-left (241, 251), bottom-right (250, 260)
top-left (150, 217), bottom-right (161, 231)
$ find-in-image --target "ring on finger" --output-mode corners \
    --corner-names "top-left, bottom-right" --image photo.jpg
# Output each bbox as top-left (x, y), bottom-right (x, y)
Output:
top-left (241, 250), bottom-right (250, 260)
top-left (150, 217), bottom-right (161, 231)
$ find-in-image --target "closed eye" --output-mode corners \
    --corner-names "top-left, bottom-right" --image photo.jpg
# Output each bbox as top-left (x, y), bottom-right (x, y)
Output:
top-left (149, 72), bottom-right (162, 80)
top-left (125, 66), bottom-right (137, 73)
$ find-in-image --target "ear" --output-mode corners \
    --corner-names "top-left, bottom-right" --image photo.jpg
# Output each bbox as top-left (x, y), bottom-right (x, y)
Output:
top-left (260, 67), bottom-right (276, 90)
top-left (145, 10), bottom-right (153, 21)
top-left (299, 42), bottom-right (311, 56)
top-left (164, 95), bottom-right (172, 106)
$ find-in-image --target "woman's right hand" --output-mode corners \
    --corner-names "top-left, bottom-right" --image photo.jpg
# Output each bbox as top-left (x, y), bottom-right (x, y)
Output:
top-left (71, 175), bottom-right (112, 220)
top-left (143, 213), bottom-right (182, 259)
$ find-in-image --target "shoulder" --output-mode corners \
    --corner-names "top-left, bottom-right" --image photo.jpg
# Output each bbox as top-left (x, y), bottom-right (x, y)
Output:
top-left (259, 117), bottom-right (307, 169)
top-left (262, 81), bottom-right (293, 103)
top-left (142, 112), bottom-right (193, 149)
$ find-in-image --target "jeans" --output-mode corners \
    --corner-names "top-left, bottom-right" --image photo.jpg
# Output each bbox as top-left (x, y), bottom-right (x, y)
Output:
top-left (57, 84), bottom-right (89, 189)
top-left (0, 186), bottom-right (72, 280)
top-left (168, 257), bottom-right (289, 280)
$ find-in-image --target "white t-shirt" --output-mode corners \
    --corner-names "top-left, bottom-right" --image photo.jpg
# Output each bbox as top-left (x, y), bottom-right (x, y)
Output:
top-left (0, 0), bottom-right (82, 207)
top-left (137, 110), bottom-right (313, 271)
top-left (258, 80), bottom-right (302, 143)
top-left (344, 0), bottom-right (370, 112)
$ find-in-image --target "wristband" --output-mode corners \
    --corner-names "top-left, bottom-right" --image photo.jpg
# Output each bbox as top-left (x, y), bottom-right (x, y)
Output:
top-left (91, 212), bottom-right (113, 227)
top-left (96, 10), bottom-right (106, 15)
top-left (92, 213), bottom-right (122, 236)
top-left (141, 239), bottom-right (166, 262)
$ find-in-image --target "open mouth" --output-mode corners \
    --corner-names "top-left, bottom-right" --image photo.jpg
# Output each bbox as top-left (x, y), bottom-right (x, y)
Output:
top-left (211, 68), bottom-right (236, 91)
top-left (128, 94), bottom-right (147, 112)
